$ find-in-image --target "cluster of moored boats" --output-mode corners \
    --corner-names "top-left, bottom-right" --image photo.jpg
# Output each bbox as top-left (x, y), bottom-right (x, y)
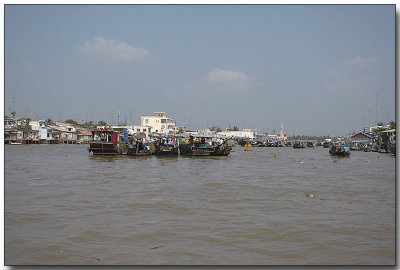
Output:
top-left (88, 130), bottom-right (233, 156)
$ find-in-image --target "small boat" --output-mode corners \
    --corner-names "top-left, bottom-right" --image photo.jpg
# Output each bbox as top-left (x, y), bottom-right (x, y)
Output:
top-left (127, 139), bottom-right (154, 156)
top-left (293, 141), bottom-right (306, 148)
top-left (89, 130), bottom-right (122, 155)
top-left (329, 145), bottom-right (350, 156)
top-left (323, 142), bottom-right (331, 148)
top-left (306, 141), bottom-right (316, 147)
top-left (244, 142), bottom-right (252, 151)
top-left (389, 142), bottom-right (396, 155)
top-left (179, 135), bottom-right (232, 156)
top-left (155, 136), bottom-right (179, 156)
top-left (213, 140), bottom-right (233, 156)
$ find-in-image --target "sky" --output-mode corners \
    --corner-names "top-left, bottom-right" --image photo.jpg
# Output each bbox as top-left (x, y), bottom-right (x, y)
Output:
top-left (4, 4), bottom-right (396, 136)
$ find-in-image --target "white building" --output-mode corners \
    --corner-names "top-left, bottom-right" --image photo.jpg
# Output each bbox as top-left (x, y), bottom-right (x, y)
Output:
top-left (217, 129), bottom-right (256, 139)
top-left (29, 120), bottom-right (48, 140)
top-left (140, 112), bottom-right (176, 134)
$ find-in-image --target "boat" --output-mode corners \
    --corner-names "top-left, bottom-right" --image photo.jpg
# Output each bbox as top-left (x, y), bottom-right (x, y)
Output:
top-left (213, 140), bottom-right (233, 156)
top-left (323, 142), bottom-right (331, 148)
top-left (306, 141), bottom-right (316, 147)
top-left (293, 141), bottom-right (306, 148)
top-left (244, 142), bottom-right (252, 151)
top-left (89, 130), bottom-right (122, 155)
top-left (329, 145), bottom-right (351, 156)
top-left (179, 135), bottom-right (232, 156)
top-left (155, 136), bottom-right (179, 156)
top-left (389, 143), bottom-right (396, 155)
top-left (127, 139), bottom-right (155, 156)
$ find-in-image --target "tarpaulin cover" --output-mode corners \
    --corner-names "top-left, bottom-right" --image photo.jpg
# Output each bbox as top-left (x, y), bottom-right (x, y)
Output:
top-left (111, 132), bottom-right (118, 145)
top-left (124, 129), bottom-right (128, 143)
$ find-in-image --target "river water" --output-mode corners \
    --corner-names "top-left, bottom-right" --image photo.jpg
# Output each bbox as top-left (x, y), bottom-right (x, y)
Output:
top-left (4, 144), bottom-right (395, 265)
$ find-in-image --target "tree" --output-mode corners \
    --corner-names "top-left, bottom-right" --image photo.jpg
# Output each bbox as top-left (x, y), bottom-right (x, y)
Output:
top-left (233, 125), bottom-right (239, 131)
top-left (65, 119), bottom-right (79, 125)
top-left (46, 118), bottom-right (54, 125)
top-left (98, 120), bottom-right (107, 126)
top-left (83, 121), bottom-right (95, 128)
top-left (216, 127), bottom-right (222, 132)
top-left (389, 121), bottom-right (395, 130)
top-left (376, 121), bottom-right (384, 126)
top-left (11, 111), bottom-right (16, 119)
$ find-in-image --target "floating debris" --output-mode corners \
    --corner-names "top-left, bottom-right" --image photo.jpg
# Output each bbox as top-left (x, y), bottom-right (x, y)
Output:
top-left (333, 159), bottom-right (337, 163)
top-left (297, 161), bottom-right (304, 164)
top-left (364, 160), bottom-right (370, 163)
top-left (151, 245), bottom-right (164, 250)
top-left (161, 162), bottom-right (166, 166)
top-left (271, 153), bottom-right (278, 157)
top-left (306, 194), bottom-right (324, 200)
top-left (15, 168), bottom-right (23, 170)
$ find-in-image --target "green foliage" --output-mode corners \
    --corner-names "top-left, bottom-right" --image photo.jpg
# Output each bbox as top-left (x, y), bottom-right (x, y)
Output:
top-left (46, 118), bottom-right (54, 125)
top-left (97, 120), bottom-right (107, 126)
top-left (82, 121), bottom-right (95, 128)
top-left (390, 121), bottom-right (395, 129)
top-left (233, 125), bottom-right (239, 131)
top-left (11, 111), bottom-right (17, 118)
top-left (65, 119), bottom-right (79, 125)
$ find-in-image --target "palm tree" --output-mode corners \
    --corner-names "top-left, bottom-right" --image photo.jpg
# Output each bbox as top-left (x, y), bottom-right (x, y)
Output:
top-left (11, 111), bottom-right (16, 119)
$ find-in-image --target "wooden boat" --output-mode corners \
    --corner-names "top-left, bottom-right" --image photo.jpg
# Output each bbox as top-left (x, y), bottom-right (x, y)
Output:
top-left (89, 130), bottom-right (122, 155)
top-left (306, 141), bottom-right (316, 147)
top-left (180, 135), bottom-right (232, 156)
top-left (127, 139), bottom-right (155, 156)
top-left (293, 141), bottom-right (306, 148)
top-left (323, 142), bottom-right (331, 148)
top-left (329, 145), bottom-right (350, 156)
top-left (214, 141), bottom-right (233, 156)
top-left (389, 143), bottom-right (396, 155)
top-left (155, 136), bottom-right (179, 156)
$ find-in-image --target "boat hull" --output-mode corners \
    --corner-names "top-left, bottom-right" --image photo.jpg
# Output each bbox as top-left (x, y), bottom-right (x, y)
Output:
top-left (89, 142), bottom-right (120, 155)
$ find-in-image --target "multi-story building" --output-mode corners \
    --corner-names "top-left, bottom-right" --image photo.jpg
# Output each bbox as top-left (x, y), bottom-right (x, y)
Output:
top-left (140, 112), bottom-right (176, 134)
top-left (29, 120), bottom-right (48, 141)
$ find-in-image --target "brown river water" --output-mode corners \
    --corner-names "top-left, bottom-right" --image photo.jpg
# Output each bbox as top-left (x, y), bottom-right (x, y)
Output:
top-left (4, 144), bottom-right (395, 265)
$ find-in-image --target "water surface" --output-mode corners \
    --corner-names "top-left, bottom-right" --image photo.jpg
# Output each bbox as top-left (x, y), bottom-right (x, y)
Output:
top-left (5, 144), bottom-right (395, 265)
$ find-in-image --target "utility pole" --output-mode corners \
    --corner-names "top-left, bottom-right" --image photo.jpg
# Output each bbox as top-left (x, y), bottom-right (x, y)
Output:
top-left (118, 108), bottom-right (121, 126)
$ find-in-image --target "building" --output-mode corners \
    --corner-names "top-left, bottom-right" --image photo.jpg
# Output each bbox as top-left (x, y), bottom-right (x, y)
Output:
top-left (217, 129), bottom-right (256, 139)
top-left (140, 112), bottom-right (176, 134)
top-left (29, 120), bottom-right (48, 142)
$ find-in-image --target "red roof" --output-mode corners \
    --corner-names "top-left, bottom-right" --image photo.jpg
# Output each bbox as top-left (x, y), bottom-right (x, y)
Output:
top-left (79, 130), bottom-right (92, 136)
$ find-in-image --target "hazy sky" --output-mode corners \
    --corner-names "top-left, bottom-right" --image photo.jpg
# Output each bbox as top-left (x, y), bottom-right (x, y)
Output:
top-left (4, 4), bottom-right (395, 136)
